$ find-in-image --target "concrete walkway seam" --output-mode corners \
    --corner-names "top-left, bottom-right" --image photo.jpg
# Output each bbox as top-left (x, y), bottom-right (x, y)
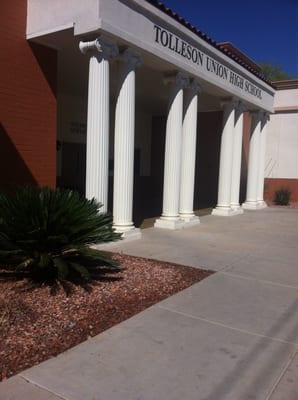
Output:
top-left (265, 347), bottom-right (298, 400)
top-left (157, 305), bottom-right (298, 346)
top-left (219, 271), bottom-right (298, 290)
top-left (19, 376), bottom-right (70, 400)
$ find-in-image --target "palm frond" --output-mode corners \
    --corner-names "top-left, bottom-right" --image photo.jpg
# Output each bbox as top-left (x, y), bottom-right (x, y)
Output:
top-left (0, 187), bottom-right (122, 284)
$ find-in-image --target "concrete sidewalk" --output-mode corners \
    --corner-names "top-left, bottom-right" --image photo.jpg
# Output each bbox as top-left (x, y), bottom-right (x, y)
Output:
top-left (1, 208), bottom-right (298, 399)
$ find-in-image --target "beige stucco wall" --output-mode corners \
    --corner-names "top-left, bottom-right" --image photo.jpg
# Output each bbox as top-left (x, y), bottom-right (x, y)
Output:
top-left (274, 88), bottom-right (298, 108)
top-left (265, 87), bottom-right (298, 179)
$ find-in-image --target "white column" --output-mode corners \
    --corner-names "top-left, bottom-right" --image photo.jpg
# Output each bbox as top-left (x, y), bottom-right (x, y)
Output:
top-left (154, 72), bottom-right (189, 229)
top-left (230, 101), bottom-right (245, 212)
top-left (212, 99), bottom-right (241, 216)
top-left (242, 111), bottom-right (262, 209)
top-left (179, 80), bottom-right (201, 226)
top-left (257, 112), bottom-right (269, 208)
top-left (79, 38), bottom-right (118, 212)
top-left (113, 49), bottom-right (142, 239)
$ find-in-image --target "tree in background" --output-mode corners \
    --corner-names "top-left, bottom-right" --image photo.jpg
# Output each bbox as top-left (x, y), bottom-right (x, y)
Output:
top-left (259, 62), bottom-right (294, 81)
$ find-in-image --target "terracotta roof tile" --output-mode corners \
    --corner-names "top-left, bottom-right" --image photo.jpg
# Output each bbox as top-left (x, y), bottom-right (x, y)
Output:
top-left (145, 0), bottom-right (274, 88)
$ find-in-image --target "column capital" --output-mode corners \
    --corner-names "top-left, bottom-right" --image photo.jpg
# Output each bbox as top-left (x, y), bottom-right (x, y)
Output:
top-left (250, 109), bottom-right (263, 122)
top-left (163, 72), bottom-right (189, 89)
top-left (220, 97), bottom-right (238, 111)
top-left (262, 111), bottom-right (271, 122)
top-left (187, 79), bottom-right (202, 94)
top-left (79, 38), bottom-right (119, 59)
top-left (236, 100), bottom-right (247, 114)
top-left (119, 49), bottom-right (143, 69)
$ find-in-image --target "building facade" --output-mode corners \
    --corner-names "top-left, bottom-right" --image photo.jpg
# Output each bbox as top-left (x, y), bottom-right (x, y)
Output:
top-left (1, 0), bottom-right (275, 238)
top-left (265, 80), bottom-right (298, 203)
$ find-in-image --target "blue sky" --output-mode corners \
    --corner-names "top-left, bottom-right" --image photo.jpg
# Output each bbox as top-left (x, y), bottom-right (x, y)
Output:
top-left (161, 0), bottom-right (298, 76)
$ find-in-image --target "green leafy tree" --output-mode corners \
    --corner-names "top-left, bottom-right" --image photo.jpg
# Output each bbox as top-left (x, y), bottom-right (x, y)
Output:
top-left (0, 187), bottom-right (121, 283)
top-left (259, 62), bottom-right (293, 81)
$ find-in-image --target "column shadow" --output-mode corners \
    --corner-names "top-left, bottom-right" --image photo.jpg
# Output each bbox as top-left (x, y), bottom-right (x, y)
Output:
top-left (0, 124), bottom-right (37, 193)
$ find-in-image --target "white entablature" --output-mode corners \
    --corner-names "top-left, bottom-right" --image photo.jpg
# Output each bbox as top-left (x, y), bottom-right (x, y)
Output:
top-left (27, 0), bottom-right (275, 112)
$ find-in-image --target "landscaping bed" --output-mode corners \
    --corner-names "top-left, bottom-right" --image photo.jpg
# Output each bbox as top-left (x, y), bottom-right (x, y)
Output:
top-left (0, 253), bottom-right (212, 380)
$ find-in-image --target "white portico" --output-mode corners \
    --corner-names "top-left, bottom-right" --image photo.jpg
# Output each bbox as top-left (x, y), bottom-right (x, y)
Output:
top-left (27, 0), bottom-right (275, 239)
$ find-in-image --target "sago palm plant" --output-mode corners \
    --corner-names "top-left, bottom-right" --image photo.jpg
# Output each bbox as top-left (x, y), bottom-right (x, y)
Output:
top-left (0, 187), bottom-right (121, 283)
top-left (274, 188), bottom-right (291, 206)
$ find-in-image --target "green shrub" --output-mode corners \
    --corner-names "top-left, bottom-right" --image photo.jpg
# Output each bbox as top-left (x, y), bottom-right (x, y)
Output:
top-left (0, 187), bottom-right (121, 283)
top-left (274, 188), bottom-right (291, 206)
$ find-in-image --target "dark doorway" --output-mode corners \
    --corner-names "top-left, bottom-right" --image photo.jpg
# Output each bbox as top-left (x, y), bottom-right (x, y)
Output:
top-left (133, 116), bottom-right (166, 227)
top-left (58, 142), bottom-right (86, 194)
top-left (194, 111), bottom-right (223, 210)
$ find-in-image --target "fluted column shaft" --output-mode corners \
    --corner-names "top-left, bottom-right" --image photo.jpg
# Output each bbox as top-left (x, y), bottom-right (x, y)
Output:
top-left (162, 75), bottom-right (185, 218)
top-left (113, 50), bottom-right (142, 235)
top-left (79, 38), bottom-right (118, 212)
top-left (230, 102), bottom-right (245, 210)
top-left (257, 113), bottom-right (269, 207)
top-left (212, 100), bottom-right (239, 216)
top-left (179, 81), bottom-right (201, 221)
top-left (242, 111), bottom-right (262, 209)
top-left (154, 73), bottom-right (189, 229)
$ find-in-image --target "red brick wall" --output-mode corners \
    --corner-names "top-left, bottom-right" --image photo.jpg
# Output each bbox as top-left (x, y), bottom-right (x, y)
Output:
top-left (265, 178), bottom-right (298, 203)
top-left (0, 0), bottom-right (57, 191)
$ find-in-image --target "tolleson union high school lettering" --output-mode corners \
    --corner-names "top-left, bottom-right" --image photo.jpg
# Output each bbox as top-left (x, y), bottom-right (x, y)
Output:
top-left (154, 25), bottom-right (262, 100)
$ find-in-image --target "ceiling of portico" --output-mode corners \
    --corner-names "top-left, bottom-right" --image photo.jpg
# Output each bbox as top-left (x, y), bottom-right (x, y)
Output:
top-left (33, 28), bottom-right (246, 113)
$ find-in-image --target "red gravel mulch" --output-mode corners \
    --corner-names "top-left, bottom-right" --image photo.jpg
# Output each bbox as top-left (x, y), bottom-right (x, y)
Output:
top-left (0, 253), bottom-right (213, 381)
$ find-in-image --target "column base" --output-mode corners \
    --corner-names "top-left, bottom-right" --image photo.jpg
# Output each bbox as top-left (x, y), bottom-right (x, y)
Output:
top-left (242, 201), bottom-right (267, 210)
top-left (113, 225), bottom-right (142, 241)
top-left (257, 200), bottom-right (268, 209)
top-left (154, 217), bottom-right (186, 230)
top-left (179, 214), bottom-right (201, 226)
top-left (212, 206), bottom-right (243, 217)
top-left (121, 228), bottom-right (142, 241)
top-left (230, 204), bottom-right (244, 214)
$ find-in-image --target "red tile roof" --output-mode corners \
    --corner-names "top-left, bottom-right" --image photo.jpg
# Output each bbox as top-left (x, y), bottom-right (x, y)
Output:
top-left (145, 0), bottom-right (274, 88)
top-left (273, 79), bottom-right (298, 90)
top-left (218, 42), bottom-right (262, 74)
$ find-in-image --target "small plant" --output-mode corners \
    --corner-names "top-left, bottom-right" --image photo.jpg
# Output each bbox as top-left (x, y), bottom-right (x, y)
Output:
top-left (0, 187), bottom-right (121, 283)
top-left (274, 188), bottom-right (291, 206)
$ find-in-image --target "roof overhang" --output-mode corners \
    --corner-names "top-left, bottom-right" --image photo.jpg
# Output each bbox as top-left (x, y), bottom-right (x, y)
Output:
top-left (27, 0), bottom-right (275, 112)
top-left (273, 80), bottom-right (298, 90)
